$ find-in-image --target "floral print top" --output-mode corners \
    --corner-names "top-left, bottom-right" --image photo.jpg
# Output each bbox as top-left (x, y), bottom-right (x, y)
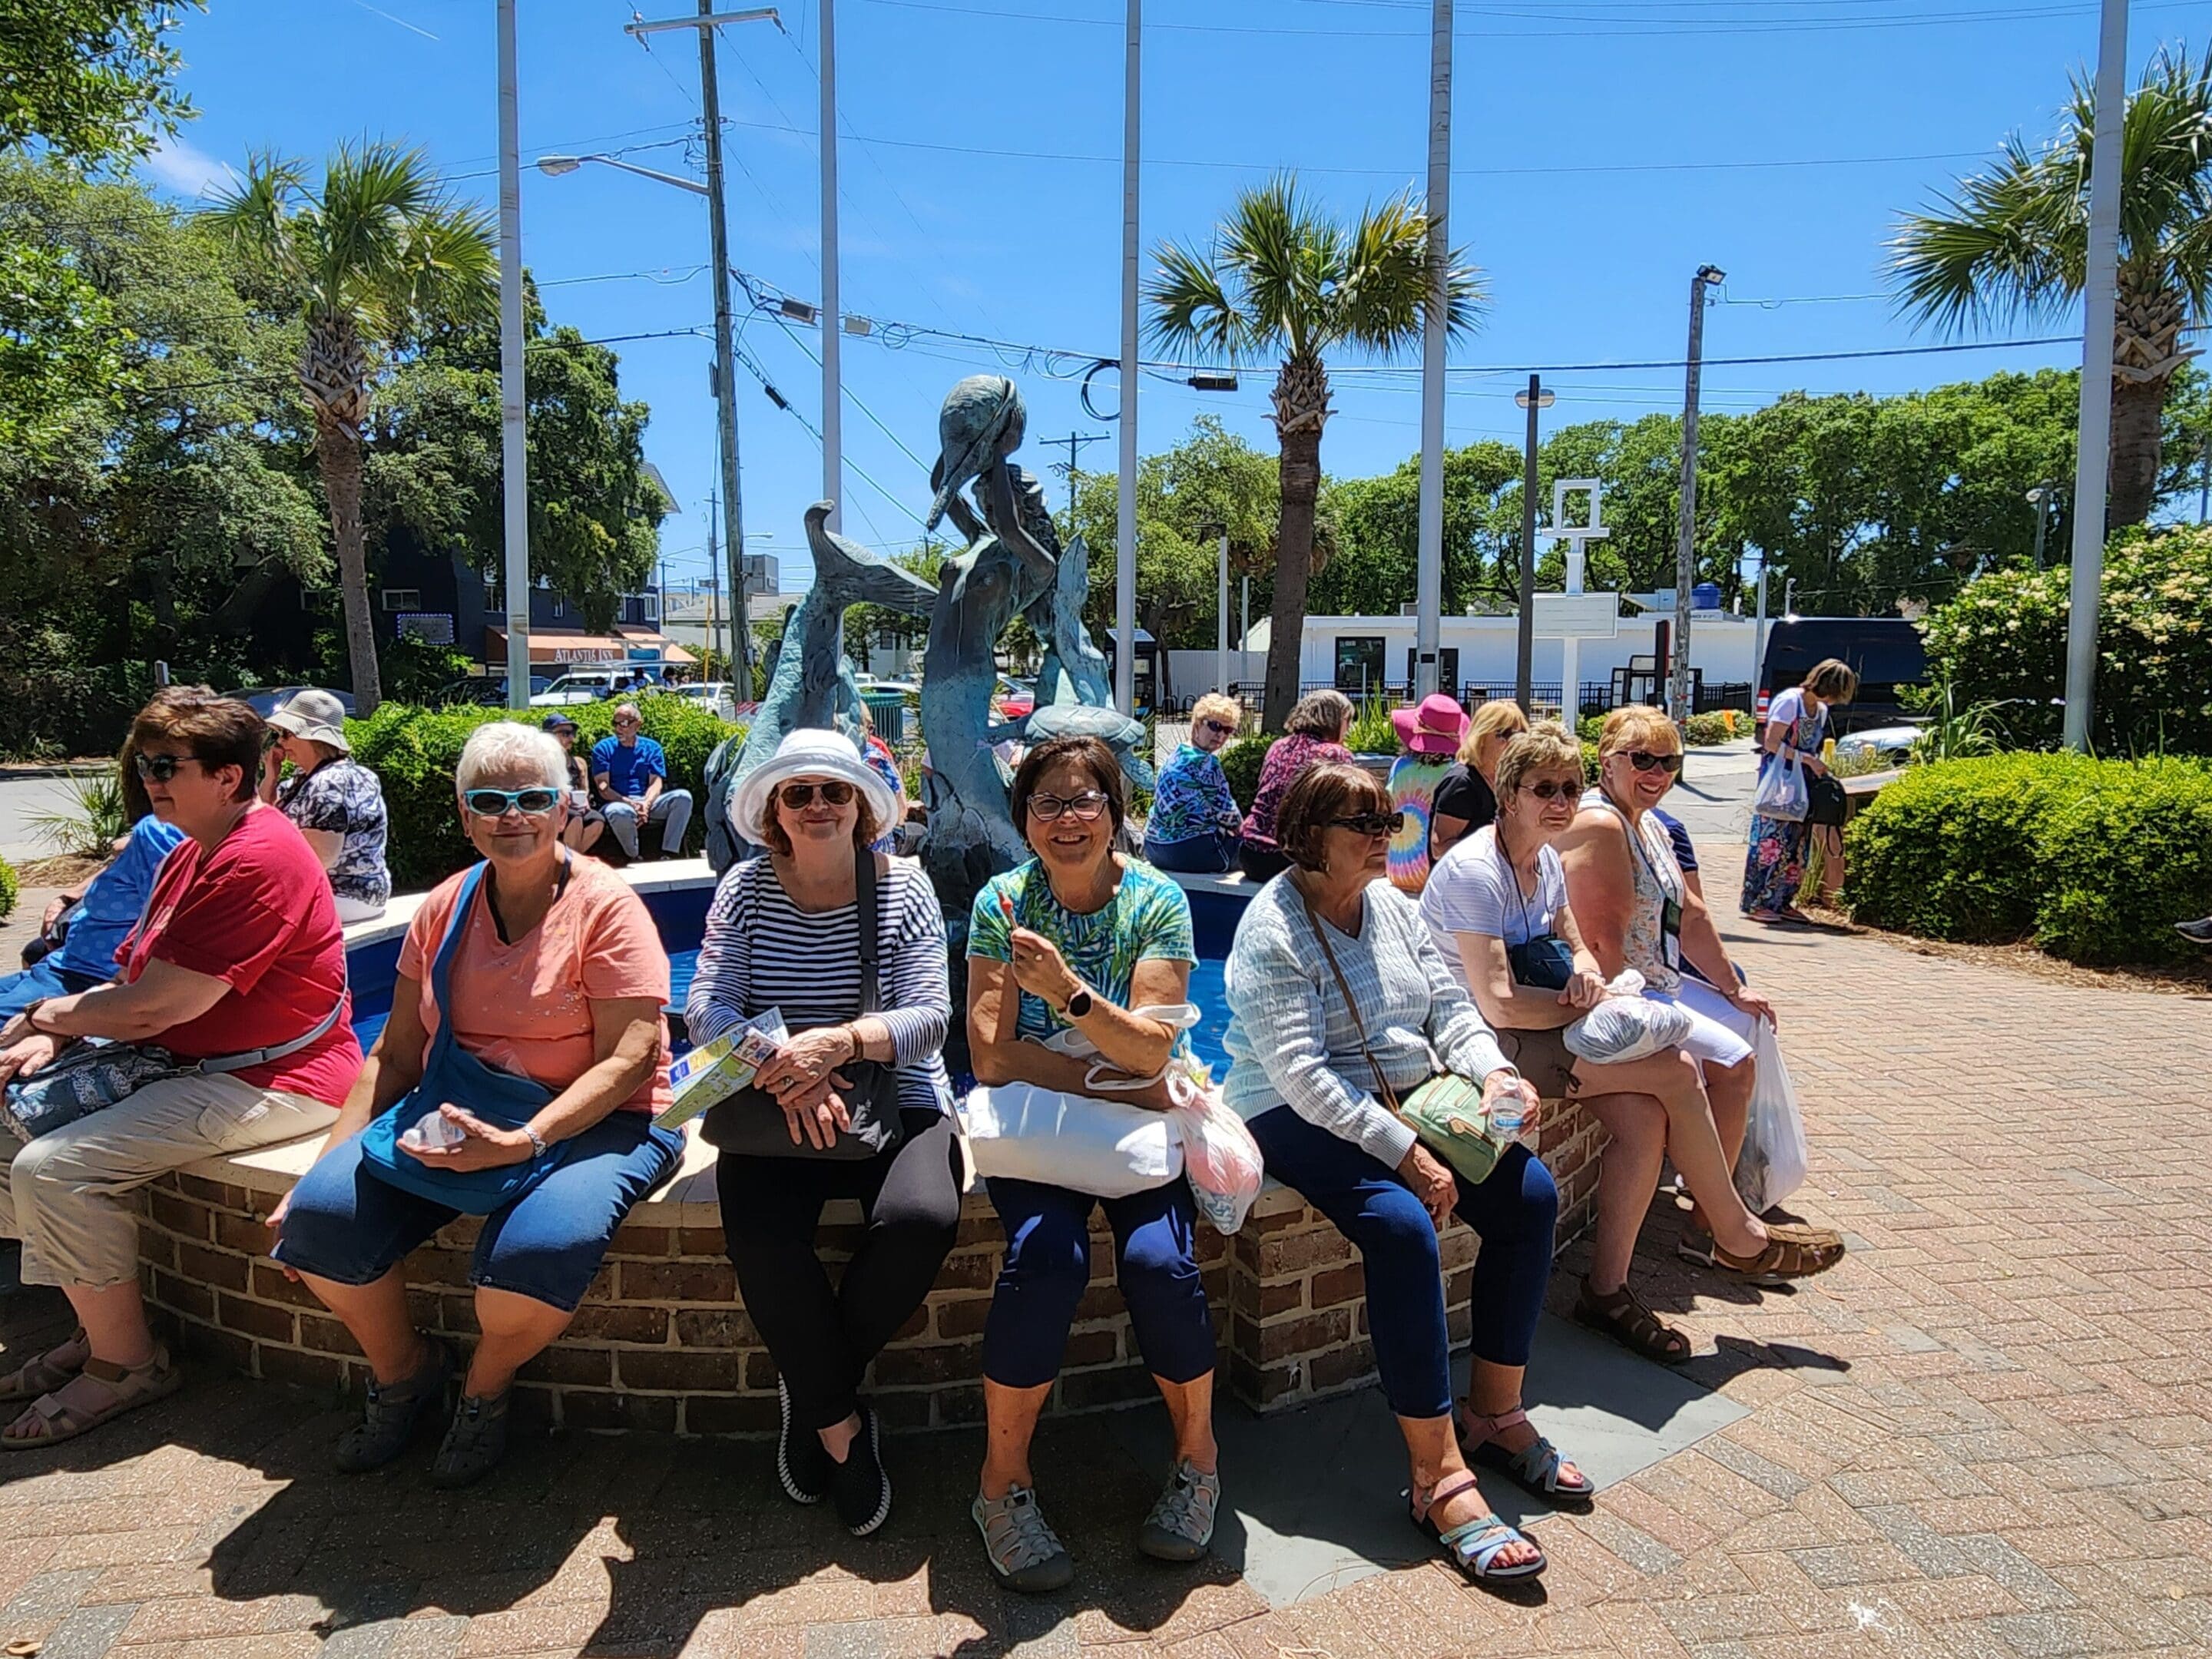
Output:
top-left (969, 856), bottom-right (1196, 1048)
top-left (276, 757), bottom-right (391, 909)
top-left (1240, 733), bottom-right (1355, 854)
top-left (1580, 792), bottom-right (1686, 994)
top-left (1145, 743), bottom-right (1242, 846)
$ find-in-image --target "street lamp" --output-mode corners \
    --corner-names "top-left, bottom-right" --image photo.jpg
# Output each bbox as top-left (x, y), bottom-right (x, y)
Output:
top-left (1512, 377), bottom-right (1556, 711)
top-left (2025, 485), bottom-right (2057, 571)
top-left (535, 153), bottom-right (709, 196)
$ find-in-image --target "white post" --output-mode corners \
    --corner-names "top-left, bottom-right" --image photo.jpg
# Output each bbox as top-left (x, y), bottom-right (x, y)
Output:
top-left (1561, 539), bottom-right (1584, 726)
top-left (1412, 0), bottom-right (1452, 700)
top-left (2064, 0), bottom-right (2128, 752)
top-left (1216, 528), bottom-right (1230, 693)
top-left (1115, 0), bottom-right (1140, 714)
top-left (1753, 558), bottom-right (1770, 695)
top-left (496, 0), bottom-right (531, 710)
top-left (820, 0), bottom-right (840, 531)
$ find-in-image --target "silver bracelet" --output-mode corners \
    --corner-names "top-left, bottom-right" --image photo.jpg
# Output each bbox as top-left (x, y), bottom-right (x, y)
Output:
top-left (523, 1124), bottom-right (548, 1157)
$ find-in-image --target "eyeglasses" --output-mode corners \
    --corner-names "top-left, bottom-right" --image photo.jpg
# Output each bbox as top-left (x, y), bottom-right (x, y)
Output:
top-left (464, 787), bottom-right (563, 818)
top-left (1028, 790), bottom-right (1109, 823)
top-left (134, 753), bottom-right (203, 783)
top-left (777, 780), bottom-right (856, 810)
top-left (1521, 778), bottom-right (1583, 802)
top-left (1621, 750), bottom-right (1684, 776)
top-left (1200, 720), bottom-right (1237, 737)
top-left (1330, 810), bottom-right (1406, 837)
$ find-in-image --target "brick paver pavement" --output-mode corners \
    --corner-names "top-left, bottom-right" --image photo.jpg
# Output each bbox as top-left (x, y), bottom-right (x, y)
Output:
top-left (2, 917), bottom-right (2208, 1657)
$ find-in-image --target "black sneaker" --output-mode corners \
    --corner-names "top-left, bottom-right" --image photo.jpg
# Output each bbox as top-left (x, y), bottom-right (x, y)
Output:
top-left (777, 1376), bottom-right (830, 1505)
top-left (829, 1406), bottom-right (891, 1536)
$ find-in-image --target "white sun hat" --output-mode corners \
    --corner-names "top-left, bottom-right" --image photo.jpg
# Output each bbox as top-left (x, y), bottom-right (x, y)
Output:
top-left (730, 727), bottom-right (898, 843)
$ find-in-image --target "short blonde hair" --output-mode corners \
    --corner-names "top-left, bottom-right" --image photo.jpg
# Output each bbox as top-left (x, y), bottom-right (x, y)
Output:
top-left (1598, 704), bottom-right (1681, 758)
top-left (1494, 723), bottom-right (1584, 800)
top-left (1803, 658), bottom-right (1859, 702)
top-left (1457, 699), bottom-right (1531, 766)
top-left (456, 722), bottom-right (569, 795)
top-left (1190, 693), bottom-right (1241, 733)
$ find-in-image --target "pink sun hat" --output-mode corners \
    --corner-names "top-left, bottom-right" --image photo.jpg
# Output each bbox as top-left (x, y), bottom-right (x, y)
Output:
top-left (1390, 693), bottom-right (1470, 757)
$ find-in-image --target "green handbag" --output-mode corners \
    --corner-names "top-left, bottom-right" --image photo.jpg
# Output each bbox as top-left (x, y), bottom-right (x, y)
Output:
top-left (1300, 889), bottom-right (1511, 1187)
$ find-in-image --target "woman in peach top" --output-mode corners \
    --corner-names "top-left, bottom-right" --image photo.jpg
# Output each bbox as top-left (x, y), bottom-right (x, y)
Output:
top-left (275, 723), bottom-right (682, 1488)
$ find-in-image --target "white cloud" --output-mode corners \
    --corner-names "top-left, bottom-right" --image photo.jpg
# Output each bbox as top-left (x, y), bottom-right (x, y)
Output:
top-left (145, 131), bottom-right (241, 200)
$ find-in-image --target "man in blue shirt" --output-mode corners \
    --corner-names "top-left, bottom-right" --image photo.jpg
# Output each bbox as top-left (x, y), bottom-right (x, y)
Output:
top-left (0, 814), bottom-right (187, 1020)
top-left (589, 704), bottom-right (694, 860)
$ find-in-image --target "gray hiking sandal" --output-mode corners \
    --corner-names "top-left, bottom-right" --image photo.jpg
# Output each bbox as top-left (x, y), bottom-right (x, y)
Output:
top-left (973, 1483), bottom-right (1075, 1594)
top-left (429, 1389), bottom-right (512, 1489)
top-left (1137, 1458), bottom-right (1220, 1562)
top-left (334, 1342), bottom-right (452, 1474)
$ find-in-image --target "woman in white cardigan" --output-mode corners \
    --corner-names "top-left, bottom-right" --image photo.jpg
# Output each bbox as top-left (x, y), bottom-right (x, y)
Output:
top-left (1220, 763), bottom-right (1591, 1587)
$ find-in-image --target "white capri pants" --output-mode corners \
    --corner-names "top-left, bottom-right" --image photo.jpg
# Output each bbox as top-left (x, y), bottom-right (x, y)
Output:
top-left (1646, 975), bottom-right (1756, 1071)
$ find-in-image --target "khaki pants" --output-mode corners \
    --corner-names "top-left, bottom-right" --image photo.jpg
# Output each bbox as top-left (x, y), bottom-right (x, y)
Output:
top-left (0, 1072), bottom-right (336, 1291)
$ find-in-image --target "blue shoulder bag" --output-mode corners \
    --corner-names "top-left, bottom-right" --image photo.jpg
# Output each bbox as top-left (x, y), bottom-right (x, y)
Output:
top-left (357, 862), bottom-right (571, 1214)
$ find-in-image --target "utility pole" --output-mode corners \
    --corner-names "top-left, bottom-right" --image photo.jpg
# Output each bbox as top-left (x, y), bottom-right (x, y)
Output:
top-left (1215, 526), bottom-right (1230, 695)
top-left (820, 0), bottom-right (840, 530)
top-left (496, 0), bottom-right (531, 712)
top-left (1513, 375), bottom-right (1551, 711)
top-left (1412, 0), bottom-right (1452, 700)
top-left (624, 6), bottom-right (778, 698)
top-left (1044, 429), bottom-right (1108, 520)
top-left (1672, 263), bottom-right (1725, 724)
top-left (2063, 0), bottom-right (2127, 752)
top-left (2198, 431), bottom-right (2209, 524)
top-left (1114, 0), bottom-right (1140, 715)
top-left (1753, 557), bottom-right (1769, 696)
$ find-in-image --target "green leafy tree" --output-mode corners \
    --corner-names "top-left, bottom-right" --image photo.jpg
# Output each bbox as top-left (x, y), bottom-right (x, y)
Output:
top-left (0, 0), bottom-right (198, 164)
top-left (1890, 45), bottom-right (2212, 530)
top-left (1318, 440), bottom-right (1520, 615)
top-left (204, 141), bottom-right (499, 714)
top-left (1147, 175), bottom-right (1483, 727)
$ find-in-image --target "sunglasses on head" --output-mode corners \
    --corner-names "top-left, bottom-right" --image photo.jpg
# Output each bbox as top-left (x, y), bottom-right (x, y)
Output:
top-left (1331, 810), bottom-right (1406, 837)
top-left (1028, 790), bottom-right (1108, 823)
top-left (133, 753), bottom-right (202, 783)
top-left (1520, 777), bottom-right (1583, 802)
top-left (1621, 750), bottom-right (1684, 776)
top-left (778, 780), bottom-right (856, 810)
top-left (464, 786), bottom-right (563, 818)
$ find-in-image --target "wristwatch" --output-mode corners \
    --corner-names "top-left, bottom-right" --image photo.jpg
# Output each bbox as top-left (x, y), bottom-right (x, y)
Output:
top-left (1063, 985), bottom-right (1094, 1019)
top-left (522, 1124), bottom-right (548, 1157)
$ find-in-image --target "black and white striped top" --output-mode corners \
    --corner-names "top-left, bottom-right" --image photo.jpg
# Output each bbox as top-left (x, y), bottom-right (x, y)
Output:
top-left (685, 853), bottom-right (952, 1116)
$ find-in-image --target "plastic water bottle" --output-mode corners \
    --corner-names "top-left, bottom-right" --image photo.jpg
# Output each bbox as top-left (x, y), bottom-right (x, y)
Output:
top-left (1489, 1073), bottom-right (1525, 1138)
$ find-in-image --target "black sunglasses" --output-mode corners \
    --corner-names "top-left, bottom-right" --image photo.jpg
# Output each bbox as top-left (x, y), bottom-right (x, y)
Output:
top-left (464, 786), bottom-right (563, 817)
top-left (1623, 751), bottom-right (1684, 776)
top-left (134, 753), bottom-right (206, 783)
top-left (1200, 719), bottom-right (1237, 737)
top-left (778, 780), bottom-right (856, 809)
top-left (1521, 778), bottom-right (1583, 802)
top-left (1331, 810), bottom-right (1406, 837)
top-left (1028, 790), bottom-right (1109, 823)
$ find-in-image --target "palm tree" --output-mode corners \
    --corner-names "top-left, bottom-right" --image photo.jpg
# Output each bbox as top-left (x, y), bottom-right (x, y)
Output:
top-left (1148, 175), bottom-right (1483, 729)
top-left (204, 141), bottom-right (498, 713)
top-left (1890, 45), bottom-right (2212, 530)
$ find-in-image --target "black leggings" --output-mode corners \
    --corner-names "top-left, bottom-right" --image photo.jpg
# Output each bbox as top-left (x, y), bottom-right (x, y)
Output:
top-left (717, 1108), bottom-right (962, 1430)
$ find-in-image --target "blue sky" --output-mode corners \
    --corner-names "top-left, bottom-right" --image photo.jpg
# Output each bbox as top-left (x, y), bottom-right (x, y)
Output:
top-left (150, 0), bottom-right (2212, 595)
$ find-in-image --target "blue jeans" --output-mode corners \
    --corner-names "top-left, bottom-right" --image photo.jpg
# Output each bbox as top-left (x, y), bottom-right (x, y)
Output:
top-left (1245, 1106), bottom-right (1558, 1419)
top-left (0, 960), bottom-right (100, 1023)
top-left (1143, 830), bottom-right (1238, 874)
top-left (982, 1177), bottom-right (1215, 1389)
top-left (276, 1112), bottom-right (680, 1313)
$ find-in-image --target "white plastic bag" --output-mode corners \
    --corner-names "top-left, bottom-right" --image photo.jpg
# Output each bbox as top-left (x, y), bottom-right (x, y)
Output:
top-left (1751, 750), bottom-right (1808, 822)
top-left (1734, 1018), bottom-right (1809, 1214)
top-left (1166, 1078), bottom-right (1264, 1234)
top-left (1563, 983), bottom-right (1694, 1065)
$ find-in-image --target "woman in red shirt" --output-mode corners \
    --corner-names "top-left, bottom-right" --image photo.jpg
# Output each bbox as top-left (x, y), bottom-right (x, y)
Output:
top-left (1237, 690), bottom-right (1356, 883)
top-left (0, 689), bottom-right (361, 1449)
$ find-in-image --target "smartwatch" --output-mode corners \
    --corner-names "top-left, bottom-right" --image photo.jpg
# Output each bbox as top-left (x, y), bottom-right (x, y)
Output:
top-left (1064, 986), bottom-right (1094, 1019)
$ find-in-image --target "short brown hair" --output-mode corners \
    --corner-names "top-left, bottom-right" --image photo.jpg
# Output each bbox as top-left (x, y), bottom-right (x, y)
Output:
top-left (758, 788), bottom-right (883, 857)
top-left (1457, 699), bottom-right (1531, 766)
top-left (1285, 689), bottom-right (1354, 740)
top-left (1494, 722), bottom-right (1584, 800)
top-left (1598, 703), bottom-right (1680, 759)
top-left (1278, 762), bottom-right (1389, 873)
top-left (1803, 657), bottom-right (1859, 702)
top-left (1009, 735), bottom-right (1127, 840)
top-left (131, 687), bottom-right (264, 802)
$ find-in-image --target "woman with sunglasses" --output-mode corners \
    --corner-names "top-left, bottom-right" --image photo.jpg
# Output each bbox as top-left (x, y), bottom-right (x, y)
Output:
top-left (687, 729), bottom-right (959, 1537)
top-left (0, 689), bottom-right (360, 1449)
top-left (273, 722), bottom-right (681, 1487)
top-left (1141, 693), bottom-right (1246, 874)
top-left (1220, 762), bottom-right (1565, 1582)
top-left (966, 736), bottom-right (1219, 1593)
top-left (1556, 707), bottom-right (1843, 1350)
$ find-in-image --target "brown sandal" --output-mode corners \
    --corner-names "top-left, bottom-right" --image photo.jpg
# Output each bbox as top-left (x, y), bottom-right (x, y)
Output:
top-left (1711, 1221), bottom-right (1844, 1281)
top-left (0, 1328), bottom-right (90, 1402)
top-left (1574, 1280), bottom-right (1691, 1365)
top-left (2, 1345), bottom-right (183, 1449)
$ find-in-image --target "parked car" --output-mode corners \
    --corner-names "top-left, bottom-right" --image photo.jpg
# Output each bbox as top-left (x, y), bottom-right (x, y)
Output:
top-left (853, 674), bottom-right (919, 698)
top-left (1834, 724), bottom-right (1920, 767)
top-left (528, 670), bottom-right (664, 707)
top-left (225, 686), bottom-right (357, 720)
top-left (1757, 618), bottom-right (1927, 739)
top-left (673, 680), bottom-right (742, 720)
top-left (992, 674), bottom-right (1035, 720)
top-left (435, 675), bottom-right (552, 706)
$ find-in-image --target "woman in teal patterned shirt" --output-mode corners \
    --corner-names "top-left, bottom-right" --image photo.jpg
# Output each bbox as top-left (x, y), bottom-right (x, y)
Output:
top-left (1141, 694), bottom-right (1245, 874)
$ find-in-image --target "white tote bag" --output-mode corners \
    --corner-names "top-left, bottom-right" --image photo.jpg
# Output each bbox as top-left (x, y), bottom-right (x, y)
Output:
top-left (959, 1005), bottom-right (1191, 1199)
top-left (1734, 1018), bottom-right (1810, 1214)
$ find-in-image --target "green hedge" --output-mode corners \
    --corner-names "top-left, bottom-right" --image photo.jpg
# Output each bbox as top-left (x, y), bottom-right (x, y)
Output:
top-left (347, 696), bottom-right (741, 892)
top-left (0, 853), bottom-right (16, 922)
top-left (1843, 753), bottom-right (2212, 965)
top-left (1221, 735), bottom-right (1278, 813)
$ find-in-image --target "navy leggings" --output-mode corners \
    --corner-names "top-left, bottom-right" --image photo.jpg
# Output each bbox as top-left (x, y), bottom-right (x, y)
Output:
top-left (1246, 1106), bottom-right (1558, 1419)
top-left (982, 1177), bottom-right (1216, 1389)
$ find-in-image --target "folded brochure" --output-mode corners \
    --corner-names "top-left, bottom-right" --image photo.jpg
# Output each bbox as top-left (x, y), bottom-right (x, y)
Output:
top-left (654, 1008), bottom-right (787, 1129)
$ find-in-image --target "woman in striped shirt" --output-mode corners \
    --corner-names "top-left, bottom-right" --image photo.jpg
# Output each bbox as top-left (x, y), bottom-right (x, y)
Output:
top-left (687, 730), bottom-right (960, 1539)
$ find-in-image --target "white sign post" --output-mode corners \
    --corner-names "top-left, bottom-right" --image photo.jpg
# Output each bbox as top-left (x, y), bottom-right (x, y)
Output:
top-left (1545, 479), bottom-right (1611, 720)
